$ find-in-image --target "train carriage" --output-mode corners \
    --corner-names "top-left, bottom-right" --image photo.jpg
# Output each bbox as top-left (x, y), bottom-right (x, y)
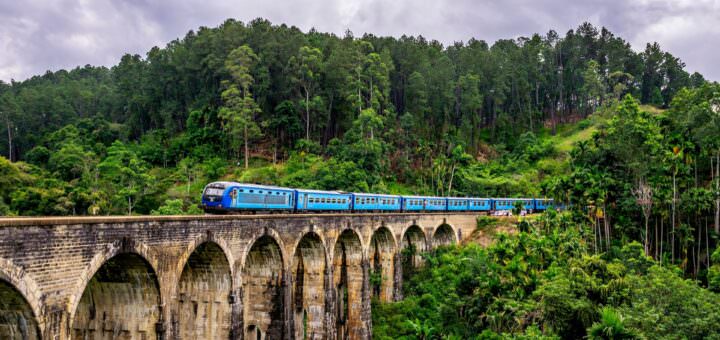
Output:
top-left (352, 193), bottom-right (402, 211)
top-left (467, 198), bottom-right (493, 211)
top-left (494, 198), bottom-right (534, 212)
top-left (201, 182), bottom-right (295, 212)
top-left (402, 196), bottom-right (447, 211)
top-left (534, 198), bottom-right (555, 211)
top-left (295, 189), bottom-right (352, 211)
top-left (447, 198), bottom-right (470, 211)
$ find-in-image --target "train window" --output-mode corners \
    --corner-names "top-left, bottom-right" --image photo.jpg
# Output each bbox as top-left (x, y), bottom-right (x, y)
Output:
top-left (259, 191), bottom-right (263, 194)
top-left (250, 190), bottom-right (254, 193)
top-left (239, 189), bottom-right (244, 193)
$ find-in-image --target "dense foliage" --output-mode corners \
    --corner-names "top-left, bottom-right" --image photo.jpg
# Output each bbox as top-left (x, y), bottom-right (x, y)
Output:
top-left (0, 19), bottom-right (706, 215)
top-left (546, 84), bottom-right (720, 279)
top-left (373, 212), bottom-right (720, 339)
top-left (1, 16), bottom-right (720, 339)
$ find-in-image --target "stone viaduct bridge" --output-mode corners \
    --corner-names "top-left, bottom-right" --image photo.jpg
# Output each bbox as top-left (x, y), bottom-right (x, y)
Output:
top-left (0, 212), bottom-right (481, 339)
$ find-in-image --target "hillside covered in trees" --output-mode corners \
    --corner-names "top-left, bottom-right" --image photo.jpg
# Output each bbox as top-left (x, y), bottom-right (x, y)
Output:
top-left (0, 18), bottom-right (706, 216)
top-left (3, 17), bottom-right (720, 339)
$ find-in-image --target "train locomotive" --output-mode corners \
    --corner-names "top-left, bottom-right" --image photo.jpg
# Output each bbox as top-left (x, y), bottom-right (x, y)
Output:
top-left (201, 181), bottom-right (555, 214)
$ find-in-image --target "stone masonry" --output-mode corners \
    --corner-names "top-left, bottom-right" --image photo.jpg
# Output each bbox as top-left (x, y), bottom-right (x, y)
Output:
top-left (0, 213), bottom-right (480, 339)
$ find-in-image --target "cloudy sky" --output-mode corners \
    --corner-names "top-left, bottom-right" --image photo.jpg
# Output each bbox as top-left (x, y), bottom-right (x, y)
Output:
top-left (1, 0), bottom-right (718, 82)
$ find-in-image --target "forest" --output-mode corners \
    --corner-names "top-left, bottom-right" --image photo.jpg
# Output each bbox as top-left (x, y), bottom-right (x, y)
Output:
top-left (1, 17), bottom-right (720, 338)
top-left (0, 19), bottom-right (705, 215)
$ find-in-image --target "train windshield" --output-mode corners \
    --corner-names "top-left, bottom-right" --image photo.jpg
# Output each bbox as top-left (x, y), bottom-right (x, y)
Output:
top-left (203, 185), bottom-right (225, 197)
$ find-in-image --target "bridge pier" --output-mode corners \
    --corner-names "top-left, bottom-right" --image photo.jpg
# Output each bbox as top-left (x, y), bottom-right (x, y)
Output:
top-left (0, 213), bottom-right (481, 339)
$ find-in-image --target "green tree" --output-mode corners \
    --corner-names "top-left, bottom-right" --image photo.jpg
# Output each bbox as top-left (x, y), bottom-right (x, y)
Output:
top-left (219, 45), bottom-right (262, 169)
top-left (587, 308), bottom-right (638, 340)
top-left (582, 60), bottom-right (605, 113)
top-left (291, 46), bottom-right (324, 141)
top-left (98, 141), bottom-right (154, 215)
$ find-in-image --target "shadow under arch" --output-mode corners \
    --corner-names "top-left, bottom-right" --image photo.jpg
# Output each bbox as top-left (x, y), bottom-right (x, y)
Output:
top-left (177, 241), bottom-right (233, 339)
top-left (0, 258), bottom-right (43, 337)
top-left (433, 223), bottom-right (457, 248)
top-left (291, 231), bottom-right (327, 340)
top-left (0, 274), bottom-right (41, 339)
top-left (242, 234), bottom-right (286, 340)
top-left (332, 228), bottom-right (364, 340)
top-left (368, 226), bottom-right (396, 302)
top-left (400, 225), bottom-right (427, 283)
top-left (71, 251), bottom-right (162, 339)
top-left (67, 238), bottom-right (161, 326)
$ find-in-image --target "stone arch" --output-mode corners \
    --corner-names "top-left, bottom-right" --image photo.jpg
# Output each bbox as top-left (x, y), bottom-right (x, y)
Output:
top-left (0, 258), bottom-right (42, 335)
top-left (237, 227), bottom-right (289, 274)
top-left (68, 238), bottom-right (161, 322)
top-left (0, 265), bottom-right (41, 340)
top-left (433, 223), bottom-right (457, 248)
top-left (175, 234), bottom-right (235, 280)
top-left (177, 241), bottom-right (232, 339)
top-left (332, 229), bottom-right (364, 340)
top-left (291, 232), bottom-right (327, 340)
top-left (368, 227), bottom-right (396, 302)
top-left (243, 235), bottom-right (286, 340)
top-left (71, 252), bottom-right (162, 339)
top-left (401, 225), bottom-right (427, 280)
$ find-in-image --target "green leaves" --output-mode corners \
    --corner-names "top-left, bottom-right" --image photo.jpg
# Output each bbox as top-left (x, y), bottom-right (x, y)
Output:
top-left (375, 214), bottom-right (720, 339)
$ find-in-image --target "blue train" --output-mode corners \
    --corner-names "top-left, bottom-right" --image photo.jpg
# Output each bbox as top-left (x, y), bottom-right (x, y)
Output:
top-left (201, 181), bottom-right (555, 214)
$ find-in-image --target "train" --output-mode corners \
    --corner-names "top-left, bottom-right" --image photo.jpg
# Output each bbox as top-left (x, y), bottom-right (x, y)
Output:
top-left (201, 181), bottom-right (555, 214)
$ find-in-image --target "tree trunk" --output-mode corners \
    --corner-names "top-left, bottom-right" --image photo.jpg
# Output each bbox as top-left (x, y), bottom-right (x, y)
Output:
top-left (244, 124), bottom-right (249, 169)
top-left (655, 218), bottom-right (659, 260)
top-left (447, 164), bottom-right (456, 196)
top-left (305, 87), bottom-right (310, 141)
top-left (672, 172), bottom-right (677, 263)
top-left (5, 115), bottom-right (12, 162)
top-left (645, 215), bottom-right (650, 256)
top-left (604, 202), bottom-right (610, 252)
top-left (660, 217), bottom-right (664, 264)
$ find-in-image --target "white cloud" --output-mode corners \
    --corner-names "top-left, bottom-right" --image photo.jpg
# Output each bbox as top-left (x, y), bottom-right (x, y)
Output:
top-left (0, 0), bottom-right (717, 82)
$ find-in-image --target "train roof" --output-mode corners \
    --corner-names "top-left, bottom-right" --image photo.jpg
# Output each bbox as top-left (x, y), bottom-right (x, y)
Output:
top-left (352, 192), bottom-right (401, 198)
top-left (205, 182), bottom-right (294, 191)
top-left (400, 195), bottom-right (447, 199)
top-left (295, 188), bottom-right (350, 195)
